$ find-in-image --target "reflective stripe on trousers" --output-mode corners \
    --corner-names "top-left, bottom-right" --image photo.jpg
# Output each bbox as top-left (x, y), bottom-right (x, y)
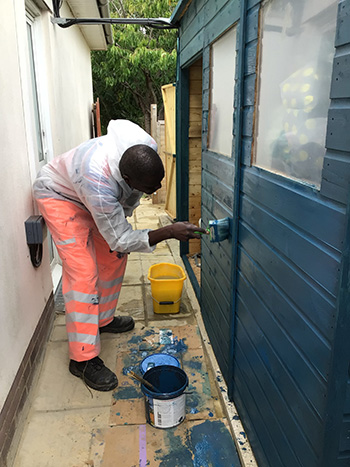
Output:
top-left (36, 198), bottom-right (127, 361)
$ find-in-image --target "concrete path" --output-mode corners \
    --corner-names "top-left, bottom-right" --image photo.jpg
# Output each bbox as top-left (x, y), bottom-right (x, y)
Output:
top-left (12, 199), bottom-right (255, 467)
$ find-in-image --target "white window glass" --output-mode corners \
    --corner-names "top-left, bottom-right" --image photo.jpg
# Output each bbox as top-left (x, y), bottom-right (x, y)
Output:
top-left (208, 26), bottom-right (237, 157)
top-left (254, 0), bottom-right (337, 187)
top-left (26, 17), bottom-right (45, 163)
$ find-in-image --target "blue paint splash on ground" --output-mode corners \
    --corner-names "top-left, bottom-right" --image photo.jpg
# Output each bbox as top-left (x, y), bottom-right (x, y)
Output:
top-left (157, 429), bottom-right (193, 466)
top-left (113, 386), bottom-right (142, 400)
top-left (128, 335), bottom-right (143, 344)
top-left (185, 359), bottom-right (202, 371)
top-left (191, 420), bottom-right (240, 467)
top-left (155, 420), bottom-right (240, 467)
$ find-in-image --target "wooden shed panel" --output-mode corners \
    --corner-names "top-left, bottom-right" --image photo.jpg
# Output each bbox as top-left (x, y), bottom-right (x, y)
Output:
top-left (180, 0), bottom-right (206, 32)
top-left (238, 222), bottom-right (337, 340)
top-left (326, 108), bottom-right (350, 152)
top-left (180, 30), bottom-right (205, 67)
top-left (240, 195), bottom-right (341, 296)
top-left (339, 419), bottom-right (350, 452)
top-left (201, 241), bottom-right (232, 304)
top-left (244, 40), bottom-right (258, 76)
top-left (202, 151), bottom-right (235, 187)
top-left (204, 1), bottom-right (240, 46)
top-left (238, 248), bottom-right (332, 380)
top-left (201, 256), bottom-right (231, 330)
top-left (201, 273), bottom-right (230, 375)
top-left (237, 272), bottom-right (327, 417)
top-left (202, 172), bottom-right (234, 211)
top-left (233, 343), bottom-right (294, 467)
top-left (180, 12), bottom-right (205, 50)
top-left (234, 315), bottom-right (320, 467)
top-left (335, 0), bottom-right (350, 46)
top-left (241, 168), bottom-right (346, 252)
top-left (330, 53), bottom-right (350, 98)
top-left (322, 152), bottom-right (350, 205)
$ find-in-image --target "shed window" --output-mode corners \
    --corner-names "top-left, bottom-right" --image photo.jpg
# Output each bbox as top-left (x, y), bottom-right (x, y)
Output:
top-left (208, 26), bottom-right (237, 157)
top-left (254, 0), bottom-right (337, 187)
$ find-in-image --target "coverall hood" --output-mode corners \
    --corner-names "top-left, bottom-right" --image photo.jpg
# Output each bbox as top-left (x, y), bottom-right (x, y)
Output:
top-left (106, 120), bottom-right (158, 183)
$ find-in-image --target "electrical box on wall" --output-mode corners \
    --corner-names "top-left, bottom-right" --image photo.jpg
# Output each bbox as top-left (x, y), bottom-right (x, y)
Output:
top-left (24, 216), bottom-right (46, 268)
top-left (25, 215), bottom-right (46, 245)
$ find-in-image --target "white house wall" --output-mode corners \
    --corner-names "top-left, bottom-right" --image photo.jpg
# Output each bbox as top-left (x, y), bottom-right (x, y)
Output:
top-left (0, 0), bottom-right (96, 411)
top-left (44, 1), bottom-right (95, 156)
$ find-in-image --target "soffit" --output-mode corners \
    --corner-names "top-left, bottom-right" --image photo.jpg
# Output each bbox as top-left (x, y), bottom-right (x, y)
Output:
top-left (66, 0), bottom-right (109, 50)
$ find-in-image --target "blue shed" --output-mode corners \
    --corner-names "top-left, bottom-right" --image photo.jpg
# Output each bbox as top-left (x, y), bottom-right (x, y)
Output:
top-left (171, 0), bottom-right (350, 465)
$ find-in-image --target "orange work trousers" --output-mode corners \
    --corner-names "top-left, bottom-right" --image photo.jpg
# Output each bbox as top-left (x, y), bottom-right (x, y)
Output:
top-left (36, 198), bottom-right (127, 361)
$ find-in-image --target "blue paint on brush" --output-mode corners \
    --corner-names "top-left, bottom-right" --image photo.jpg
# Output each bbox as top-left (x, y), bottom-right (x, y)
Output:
top-left (208, 217), bottom-right (231, 243)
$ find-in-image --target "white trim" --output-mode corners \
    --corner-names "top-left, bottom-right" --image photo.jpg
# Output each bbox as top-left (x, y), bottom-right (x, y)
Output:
top-left (51, 263), bottom-right (62, 292)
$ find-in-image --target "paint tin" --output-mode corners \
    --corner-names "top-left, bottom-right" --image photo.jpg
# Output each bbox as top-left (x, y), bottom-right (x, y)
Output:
top-left (140, 353), bottom-right (181, 375)
top-left (141, 365), bottom-right (188, 429)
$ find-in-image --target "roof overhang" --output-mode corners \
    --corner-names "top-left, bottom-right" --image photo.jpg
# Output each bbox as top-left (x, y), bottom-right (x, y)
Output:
top-left (66, 0), bottom-right (113, 50)
top-left (170, 0), bottom-right (193, 25)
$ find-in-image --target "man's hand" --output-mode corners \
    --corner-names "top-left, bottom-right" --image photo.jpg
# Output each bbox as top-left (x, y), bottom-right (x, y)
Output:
top-left (148, 222), bottom-right (208, 246)
top-left (170, 222), bottom-right (208, 241)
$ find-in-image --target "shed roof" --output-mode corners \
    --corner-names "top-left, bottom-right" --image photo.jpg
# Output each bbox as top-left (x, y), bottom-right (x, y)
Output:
top-left (170, 0), bottom-right (193, 24)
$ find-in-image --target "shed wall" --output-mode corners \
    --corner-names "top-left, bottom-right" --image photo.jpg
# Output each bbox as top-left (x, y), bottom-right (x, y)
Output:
top-left (176, 0), bottom-right (350, 466)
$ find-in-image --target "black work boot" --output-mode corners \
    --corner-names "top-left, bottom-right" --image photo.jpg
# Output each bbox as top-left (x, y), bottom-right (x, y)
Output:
top-left (99, 316), bottom-right (135, 334)
top-left (69, 356), bottom-right (118, 391)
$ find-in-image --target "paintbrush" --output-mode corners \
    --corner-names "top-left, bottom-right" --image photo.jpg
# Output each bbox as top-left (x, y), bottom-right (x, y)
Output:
top-left (128, 370), bottom-right (161, 393)
top-left (208, 217), bottom-right (230, 242)
top-left (194, 228), bottom-right (210, 236)
top-left (195, 217), bottom-right (231, 242)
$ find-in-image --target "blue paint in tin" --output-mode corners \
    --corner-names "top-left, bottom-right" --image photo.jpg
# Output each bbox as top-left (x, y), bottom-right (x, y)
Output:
top-left (140, 353), bottom-right (181, 375)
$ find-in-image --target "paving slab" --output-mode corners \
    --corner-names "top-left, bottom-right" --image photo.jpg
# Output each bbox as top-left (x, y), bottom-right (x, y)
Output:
top-left (116, 284), bottom-right (145, 321)
top-left (31, 339), bottom-right (116, 411)
top-left (13, 407), bottom-right (110, 467)
top-left (123, 260), bottom-right (144, 285)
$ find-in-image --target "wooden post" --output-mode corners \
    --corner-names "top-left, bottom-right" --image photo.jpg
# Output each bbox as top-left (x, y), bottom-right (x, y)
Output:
top-left (150, 104), bottom-right (157, 142)
top-left (150, 104), bottom-right (159, 204)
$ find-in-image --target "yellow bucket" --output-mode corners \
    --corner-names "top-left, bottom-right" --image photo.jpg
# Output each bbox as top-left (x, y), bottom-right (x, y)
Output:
top-left (148, 263), bottom-right (186, 314)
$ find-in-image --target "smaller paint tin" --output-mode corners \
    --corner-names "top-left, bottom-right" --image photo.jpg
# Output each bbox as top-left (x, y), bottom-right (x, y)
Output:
top-left (140, 353), bottom-right (180, 375)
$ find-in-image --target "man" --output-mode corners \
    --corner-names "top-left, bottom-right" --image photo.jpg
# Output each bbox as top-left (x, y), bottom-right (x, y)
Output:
top-left (33, 119), bottom-right (206, 391)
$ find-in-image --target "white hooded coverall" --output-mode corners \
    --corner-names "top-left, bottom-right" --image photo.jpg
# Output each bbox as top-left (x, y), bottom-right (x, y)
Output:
top-left (33, 120), bottom-right (157, 361)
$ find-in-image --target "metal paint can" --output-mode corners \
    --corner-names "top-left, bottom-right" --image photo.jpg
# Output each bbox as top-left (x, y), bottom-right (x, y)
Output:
top-left (141, 365), bottom-right (188, 429)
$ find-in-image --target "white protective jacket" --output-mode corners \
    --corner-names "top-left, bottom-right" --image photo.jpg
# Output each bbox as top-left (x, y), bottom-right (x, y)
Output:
top-left (33, 120), bottom-right (158, 253)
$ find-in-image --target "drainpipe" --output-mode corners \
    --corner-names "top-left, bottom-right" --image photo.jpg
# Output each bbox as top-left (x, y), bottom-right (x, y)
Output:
top-left (228, 0), bottom-right (248, 401)
top-left (97, 0), bottom-right (113, 46)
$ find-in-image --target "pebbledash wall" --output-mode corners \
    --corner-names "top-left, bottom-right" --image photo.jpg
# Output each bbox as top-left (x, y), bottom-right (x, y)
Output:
top-left (172, 0), bottom-right (350, 466)
top-left (0, 1), bottom-right (111, 464)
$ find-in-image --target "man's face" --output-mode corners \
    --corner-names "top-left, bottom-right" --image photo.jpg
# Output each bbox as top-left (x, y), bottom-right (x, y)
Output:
top-left (127, 175), bottom-right (163, 195)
